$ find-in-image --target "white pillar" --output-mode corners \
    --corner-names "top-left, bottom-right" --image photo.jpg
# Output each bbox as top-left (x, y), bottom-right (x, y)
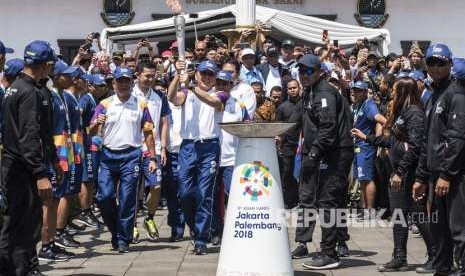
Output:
top-left (217, 123), bottom-right (294, 276)
top-left (236, 0), bottom-right (256, 27)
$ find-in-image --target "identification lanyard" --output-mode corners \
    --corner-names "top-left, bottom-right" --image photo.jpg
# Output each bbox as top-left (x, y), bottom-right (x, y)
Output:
top-left (52, 89), bottom-right (73, 143)
top-left (353, 99), bottom-right (368, 126)
top-left (88, 93), bottom-right (96, 106)
top-left (65, 90), bottom-right (83, 128)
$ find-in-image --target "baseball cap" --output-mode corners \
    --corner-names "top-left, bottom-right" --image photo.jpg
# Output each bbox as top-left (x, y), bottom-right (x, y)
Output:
top-left (241, 48), bottom-right (255, 58)
top-left (113, 67), bottom-right (133, 80)
top-left (197, 60), bottom-right (219, 74)
top-left (216, 71), bottom-right (233, 82)
top-left (453, 58), bottom-right (465, 80)
top-left (52, 59), bottom-right (76, 76)
top-left (298, 54), bottom-right (321, 69)
top-left (266, 46), bottom-right (279, 56)
top-left (367, 51), bottom-right (379, 59)
top-left (281, 39), bottom-right (295, 48)
top-left (89, 74), bottom-right (107, 86)
top-left (0, 40), bottom-right (14, 55)
top-left (161, 50), bottom-right (172, 58)
top-left (24, 40), bottom-right (57, 64)
top-left (386, 52), bottom-right (400, 61)
top-left (351, 81), bottom-right (369, 90)
top-left (67, 66), bottom-right (86, 79)
top-left (397, 70), bottom-right (410, 79)
top-left (426, 44), bottom-right (452, 61)
top-left (112, 50), bottom-right (124, 59)
top-left (3, 58), bottom-right (24, 77)
top-left (409, 70), bottom-right (426, 81)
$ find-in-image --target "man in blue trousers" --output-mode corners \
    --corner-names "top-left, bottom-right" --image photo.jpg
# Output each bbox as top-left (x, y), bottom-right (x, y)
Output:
top-left (88, 67), bottom-right (157, 253)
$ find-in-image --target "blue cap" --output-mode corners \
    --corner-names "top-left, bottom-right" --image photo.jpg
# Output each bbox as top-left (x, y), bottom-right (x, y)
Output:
top-left (351, 81), bottom-right (369, 90)
top-left (64, 66), bottom-right (86, 79)
top-left (216, 71), bottom-right (233, 82)
top-left (409, 70), bottom-right (426, 81)
top-left (397, 70), bottom-right (410, 79)
top-left (89, 74), bottom-right (106, 85)
top-left (24, 40), bottom-right (56, 64)
top-left (426, 44), bottom-right (452, 61)
top-left (53, 59), bottom-right (76, 76)
top-left (216, 71), bottom-right (232, 82)
top-left (453, 58), bottom-right (465, 80)
top-left (298, 54), bottom-right (321, 69)
top-left (197, 60), bottom-right (219, 73)
top-left (0, 40), bottom-right (14, 55)
top-left (320, 63), bottom-right (330, 74)
top-left (3, 59), bottom-right (24, 77)
top-left (114, 67), bottom-right (133, 80)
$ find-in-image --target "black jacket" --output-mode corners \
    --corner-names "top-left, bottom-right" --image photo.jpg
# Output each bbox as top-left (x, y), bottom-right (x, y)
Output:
top-left (2, 74), bottom-right (57, 184)
top-left (289, 79), bottom-right (353, 159)
top-left (415, 79), bottom-right (465, 184)
top-left (277, 98), bottom-right (300, 156)
top-left (366, 105), bottom-right (425, 178)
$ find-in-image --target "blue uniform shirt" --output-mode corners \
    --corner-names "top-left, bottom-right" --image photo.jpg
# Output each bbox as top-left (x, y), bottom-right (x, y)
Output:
top-left (64, 91), bottom-right (83, 165)
top-left (353, 98), bottom-right (380, 147)
top-left (51, 90), bottom-right (74, 172)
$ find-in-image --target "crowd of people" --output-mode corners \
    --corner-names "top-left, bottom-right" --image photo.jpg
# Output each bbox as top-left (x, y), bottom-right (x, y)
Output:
top-left (0, 28), bottom-right (465, 276)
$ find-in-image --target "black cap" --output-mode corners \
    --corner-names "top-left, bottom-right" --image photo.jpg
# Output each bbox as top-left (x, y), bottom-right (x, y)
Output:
top-left (367, 51), bottom-right (379, 59)
top-left (281, 39), bottom-right (295, 48)
top-left (267, 46), bottom-right (279, 55)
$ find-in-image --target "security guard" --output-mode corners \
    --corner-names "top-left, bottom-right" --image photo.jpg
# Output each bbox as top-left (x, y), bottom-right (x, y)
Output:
top-left (413, 45), bottom-right (465, 275)
top-left (0, 40), bottom-right (57, 276)
top-left (289, 54), bottom-right (354, 269)
top-left (88, 67), bottom-right (157, 253)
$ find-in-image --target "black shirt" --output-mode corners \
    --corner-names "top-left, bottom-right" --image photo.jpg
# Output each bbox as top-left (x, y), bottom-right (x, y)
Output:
top-left (277, 98), bottom-right (300, 156)
top-left (2, 74), bottom-right (57, 186)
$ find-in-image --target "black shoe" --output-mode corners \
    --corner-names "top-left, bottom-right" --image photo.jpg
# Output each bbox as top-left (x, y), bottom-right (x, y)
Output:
top-left (291, 244), bottom-right (309, 259)
top-left (194, 245), bottom-right (207, 255)
top-left (68, 221), bottom-right (86, 231)
top-left (27, 268), bottom-right (46, 276)
top-left (211, 236), bottom-right (221, 246)
top-left (416, 257), bottom-right (435, 274)
top-left (302, 253), bottom-right (341, 270)
top-left (65, 225), bottom-right (79, 236)
top-left (54, 233), bottom-right (80, 248)
top-left (336, 242), bottom-right (349, 257)
top-left (377, 257), bottom-right (408, 272)
top-left (118, 244), bottom-right (129, 253)
top-left (88, 211), bottom-right (102, 226)
top-left (76, 212), bottom-right (100, 227)
top-left (38, 246), bottom-right (70, 262)
top-left (52, 244), bottom-right (75, 258)
top-left (169, 233), bottom-right (183, 242)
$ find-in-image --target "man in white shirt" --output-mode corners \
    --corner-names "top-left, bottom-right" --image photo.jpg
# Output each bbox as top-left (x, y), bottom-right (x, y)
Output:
top-left (210, 61), bottom-right (257, 245)
top-left (132, 61), bottom-right (171, 242)
top-left (256, 46), bottom-right (284, 97)
top-left (167, 60), bottom-right (229, 255)
top-left (88, 67), bottom-right (157, 253)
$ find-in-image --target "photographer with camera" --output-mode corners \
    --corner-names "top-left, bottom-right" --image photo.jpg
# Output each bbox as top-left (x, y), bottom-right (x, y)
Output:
top-left (134, 38), bottom-right (155, 63)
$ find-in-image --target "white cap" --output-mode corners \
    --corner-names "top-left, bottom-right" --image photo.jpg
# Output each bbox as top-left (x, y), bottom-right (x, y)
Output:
top-left (241, 48), bottom-right (255, 58)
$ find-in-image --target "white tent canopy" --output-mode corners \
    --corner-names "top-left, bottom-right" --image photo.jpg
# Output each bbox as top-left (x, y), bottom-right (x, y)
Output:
top-left (101, 5), bottom-right (391, 55)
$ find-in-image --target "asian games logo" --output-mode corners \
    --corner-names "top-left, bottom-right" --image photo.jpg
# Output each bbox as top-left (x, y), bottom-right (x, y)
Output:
top-left (239, 161), bottom-right (272, 202)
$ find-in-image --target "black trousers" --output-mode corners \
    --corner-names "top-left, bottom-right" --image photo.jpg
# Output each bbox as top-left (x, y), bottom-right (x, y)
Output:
top-left (278, 155), bottom-right (299, 209)
top-left (388, 170), bottom-right (433, 261)
top-left (0, 164), bottom-right (42, 276)
top-left (295, 148), bottom-right (353, 255)
top-left (430, 174), bottom-right (465, 274)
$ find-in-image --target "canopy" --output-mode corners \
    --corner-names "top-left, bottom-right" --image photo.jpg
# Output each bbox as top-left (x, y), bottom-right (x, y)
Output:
top-left (101, 5), bottom-right (391, 55)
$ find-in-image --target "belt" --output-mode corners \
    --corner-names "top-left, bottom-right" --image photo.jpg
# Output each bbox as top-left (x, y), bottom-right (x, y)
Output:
top-left (102, 146), bottom-right (139, 153)
top-left (183, 138), bottom-right (218, 143)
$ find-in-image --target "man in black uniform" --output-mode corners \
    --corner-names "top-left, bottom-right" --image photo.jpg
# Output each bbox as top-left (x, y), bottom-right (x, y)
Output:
top-left (0, 40), bottom-right (58, 276)
top-left (289, 54), bottom-right (354, 270)
top-left (413, 44), bottom-right (465, 276)
top-left (277, 79), bottom-right (301, 209)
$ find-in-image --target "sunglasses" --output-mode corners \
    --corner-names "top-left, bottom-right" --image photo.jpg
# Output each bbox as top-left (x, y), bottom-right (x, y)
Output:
top-left (200, 71), bottom-right (216, 77)
top-left (426, 57), bottom-right (449, 67)
top-left (298, 66), bottom-right (313, 76)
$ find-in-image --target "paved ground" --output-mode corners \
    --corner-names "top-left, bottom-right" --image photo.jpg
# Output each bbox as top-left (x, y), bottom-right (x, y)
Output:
top-left (42, 210), bottom-right (431, 276)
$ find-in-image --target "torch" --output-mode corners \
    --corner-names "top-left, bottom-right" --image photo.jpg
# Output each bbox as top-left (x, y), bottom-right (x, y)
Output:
top-left (174, 15), bottom-right (186, 62)
top-left (166, 0), bottom-right (185, 62)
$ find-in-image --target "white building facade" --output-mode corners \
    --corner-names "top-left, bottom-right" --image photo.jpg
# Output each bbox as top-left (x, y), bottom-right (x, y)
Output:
top-left (1, 0), bottom-right (464, 60)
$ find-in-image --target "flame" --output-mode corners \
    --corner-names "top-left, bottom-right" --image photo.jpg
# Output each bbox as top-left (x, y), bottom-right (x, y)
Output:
top-left (166, 0), bottom-right (183, 15)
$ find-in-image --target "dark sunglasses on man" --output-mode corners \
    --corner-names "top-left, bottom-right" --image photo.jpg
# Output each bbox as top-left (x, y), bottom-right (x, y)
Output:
top-left (426, 57), bottom-right (449, 67)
